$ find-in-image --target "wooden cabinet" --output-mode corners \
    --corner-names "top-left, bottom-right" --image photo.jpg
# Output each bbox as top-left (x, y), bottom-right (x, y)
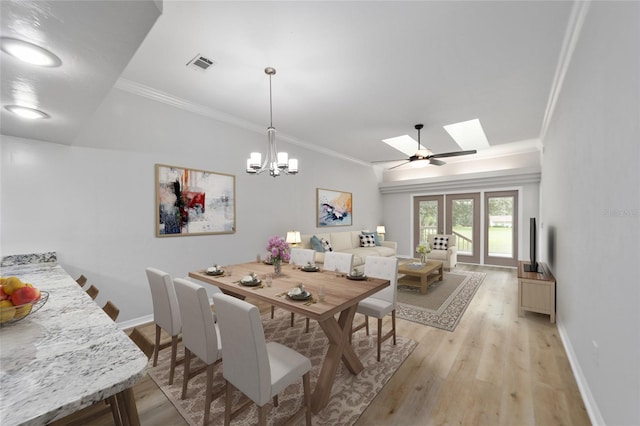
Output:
top-left (517, 261), bottom-right (556, 323)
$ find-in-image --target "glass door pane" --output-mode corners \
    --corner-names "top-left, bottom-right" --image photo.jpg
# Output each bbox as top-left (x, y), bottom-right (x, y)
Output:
top-left (446, 193), bottom-right (480, 264)
top-left (484, 191), bottom-right (518, 267)
top-left (413, 195), bottom-right (443, 249)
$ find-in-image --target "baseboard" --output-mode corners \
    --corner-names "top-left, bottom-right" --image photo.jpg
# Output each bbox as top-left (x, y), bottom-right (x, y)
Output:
top-left (556, 313), bottom-right (605, 426)
top-left (117, 314), bottom-right (153, 332)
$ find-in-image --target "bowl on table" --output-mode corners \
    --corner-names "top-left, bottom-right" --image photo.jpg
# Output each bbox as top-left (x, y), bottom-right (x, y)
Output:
top-left (0, 291), bottom-right (49, 326)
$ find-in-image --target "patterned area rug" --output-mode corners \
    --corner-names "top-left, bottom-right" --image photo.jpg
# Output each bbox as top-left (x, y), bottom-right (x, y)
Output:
top-left (148, 309), bottom-right (416, 426)
top-left (396, 271), bottom-right (486, 331)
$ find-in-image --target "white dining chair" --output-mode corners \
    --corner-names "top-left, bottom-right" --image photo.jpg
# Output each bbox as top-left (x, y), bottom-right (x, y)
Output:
top-left (145, 267), bottom-right (182, 385)
top-left (173, 278), bottom-right (224, 426)
top-left (352, 256), bottom-right (398, 361)
top-left (323, 251), bottom-right (354, 275)
top-left (289, 247), bottom-right (316, 268)
top-left (272, 247), bottom-right (316, 328)
top-left (212, 293), bottom-right (312, 426)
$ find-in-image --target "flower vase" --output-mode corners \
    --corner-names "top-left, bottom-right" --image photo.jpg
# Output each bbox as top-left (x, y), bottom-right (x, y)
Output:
top-left (420, 254), bottom-right (427, 263)
top-left (273, 259), bottom-right (282, 276)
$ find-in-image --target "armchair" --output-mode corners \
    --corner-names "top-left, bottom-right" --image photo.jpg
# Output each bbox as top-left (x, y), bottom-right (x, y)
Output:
top-left (426, 234), bottom-right (458, 271)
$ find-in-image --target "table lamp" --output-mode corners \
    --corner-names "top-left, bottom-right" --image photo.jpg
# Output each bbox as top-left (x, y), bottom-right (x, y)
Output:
top-left (286, 231), bottom-right (302, 247)
top-left (376, 225), bottom-right (386, 241)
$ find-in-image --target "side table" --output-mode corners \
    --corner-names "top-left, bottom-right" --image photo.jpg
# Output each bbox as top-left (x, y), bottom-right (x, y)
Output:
top-left (517, 261), bottom-right (556, 323)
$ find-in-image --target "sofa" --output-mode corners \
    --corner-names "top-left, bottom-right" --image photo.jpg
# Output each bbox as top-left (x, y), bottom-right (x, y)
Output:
top-left (300, 230), bottom-right (397, 271)
top-left (425, 234), bottom-right (458, 271)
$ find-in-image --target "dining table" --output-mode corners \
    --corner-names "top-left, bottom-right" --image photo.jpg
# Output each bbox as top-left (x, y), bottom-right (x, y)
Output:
top-left (0, 253), bottom-right (148, 426)
top-left (189, 260), bottom-right (389, 414)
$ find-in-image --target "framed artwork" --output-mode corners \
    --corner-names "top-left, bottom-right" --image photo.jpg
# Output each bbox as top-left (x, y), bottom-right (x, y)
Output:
top-left (155, 164), bottom-right (236, 237)
top-left (317, 188), bottom-right (352, 227)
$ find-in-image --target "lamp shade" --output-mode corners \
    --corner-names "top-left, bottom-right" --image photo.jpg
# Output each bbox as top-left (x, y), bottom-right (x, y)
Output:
top-left (376, 226), bottom-right (386, 234)
top-left (286, 231), bottom-right (301, 244)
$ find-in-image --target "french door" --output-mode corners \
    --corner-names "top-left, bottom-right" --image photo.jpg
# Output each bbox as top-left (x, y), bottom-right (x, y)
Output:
top-left (413, 195), bottom-right (443, 247)
top-left (483, 190), bottom-right (518, 267)
top-left (446, 193), bottom-right (480, 264)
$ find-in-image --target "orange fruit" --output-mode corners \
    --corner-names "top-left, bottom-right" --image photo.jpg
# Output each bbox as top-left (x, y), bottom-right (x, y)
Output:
top-left (3, 277), bottom-right (25, 295)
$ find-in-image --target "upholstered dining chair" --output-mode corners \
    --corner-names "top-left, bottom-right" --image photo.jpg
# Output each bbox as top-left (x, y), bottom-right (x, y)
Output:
top-left (145, 267), bottom-right (182, 385)
top-left (352, 255), bottom-right (398, 361)
top-left (173, 278), bottom-right (224, 426)
top-left (323, 251), bottom-right (354, 275)
top-left (76, 274), bottom-right (87, 288)
top-left (212, 293), bottom-right (312, 426)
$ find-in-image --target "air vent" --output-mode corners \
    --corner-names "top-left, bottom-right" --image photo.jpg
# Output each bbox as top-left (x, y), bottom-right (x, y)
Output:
top-left (186, 54), bottom-right (215, 72)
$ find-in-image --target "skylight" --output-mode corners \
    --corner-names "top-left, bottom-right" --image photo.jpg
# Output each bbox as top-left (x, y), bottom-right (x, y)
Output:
top-left (443, 119), bottom-right (489, 150)
top-left (382, 135), bottom-right (424, 157)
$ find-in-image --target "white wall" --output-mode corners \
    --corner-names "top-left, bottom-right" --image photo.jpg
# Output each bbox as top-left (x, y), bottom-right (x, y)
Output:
top-left (540, 2), bottom-right (639, 425)
top-left (0, 88), bottom-right (382, 323)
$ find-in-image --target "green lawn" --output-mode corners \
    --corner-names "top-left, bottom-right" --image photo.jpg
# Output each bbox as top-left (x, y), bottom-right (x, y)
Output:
top-left (452, 226), bottom-right (513, 255)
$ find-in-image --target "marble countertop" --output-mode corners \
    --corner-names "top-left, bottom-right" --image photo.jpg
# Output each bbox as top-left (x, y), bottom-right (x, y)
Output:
top-left (0, 254), bottom-right (147, 426)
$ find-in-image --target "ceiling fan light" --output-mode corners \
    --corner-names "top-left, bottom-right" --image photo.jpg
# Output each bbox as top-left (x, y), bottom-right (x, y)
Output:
top-left (416, 148), bottom-right (431, 158)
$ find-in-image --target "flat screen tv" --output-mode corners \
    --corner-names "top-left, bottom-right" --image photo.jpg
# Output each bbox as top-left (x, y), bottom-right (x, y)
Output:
top-left (524, 217), bottom-right (539, 272)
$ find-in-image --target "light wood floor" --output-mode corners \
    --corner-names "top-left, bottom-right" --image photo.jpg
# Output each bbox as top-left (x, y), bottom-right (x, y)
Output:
top-left (58, 264), bottom-right (590, 425)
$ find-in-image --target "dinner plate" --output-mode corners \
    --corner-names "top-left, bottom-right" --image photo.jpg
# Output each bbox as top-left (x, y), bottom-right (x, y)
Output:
top-left (240, 279), bottom-right (261, 286)
top-left (346, 274), bottom-right (367, 281)
top-left (206, 270), bottom-right (224, 276)
top-left (301, 266), bottom-right (319, 272)
top-left (287, 291), bottom-right (312, 301)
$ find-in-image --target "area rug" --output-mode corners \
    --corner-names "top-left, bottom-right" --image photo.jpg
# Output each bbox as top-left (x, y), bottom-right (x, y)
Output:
top-left (148, 309), bottom-right (416, 426)
top-left (396, 271), bottom-right (486, 331)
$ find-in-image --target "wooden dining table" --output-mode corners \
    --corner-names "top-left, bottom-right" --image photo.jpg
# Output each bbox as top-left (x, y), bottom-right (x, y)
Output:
top-left (189, 261), bottom-right (389, 414)
top-left (0, 253), bottom-right (147, 426)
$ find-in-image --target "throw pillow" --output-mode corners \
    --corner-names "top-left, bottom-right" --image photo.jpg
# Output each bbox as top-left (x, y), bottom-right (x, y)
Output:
top-left (359, 234), bottom-right (376, 247)
top-left (321, 238), bottom-right (333, 252)
top-left (432, 236), bottom-right (449, 250)
top-left (361, 231), bottom-right (380, 246)
top-left (310, 235), bottom-right (324, 252)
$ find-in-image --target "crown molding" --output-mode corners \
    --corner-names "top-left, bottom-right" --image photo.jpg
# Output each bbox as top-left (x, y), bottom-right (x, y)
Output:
top-left (379, 167), bottom-right (541, 194)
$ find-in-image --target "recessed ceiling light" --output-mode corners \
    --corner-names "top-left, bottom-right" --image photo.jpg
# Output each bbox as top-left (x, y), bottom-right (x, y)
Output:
top-left (0, 37), bottom-right (62, 67)
top-left (443, 118), bottom-right (489, 150)
top-left (5, 105), bottom-right (50, 119)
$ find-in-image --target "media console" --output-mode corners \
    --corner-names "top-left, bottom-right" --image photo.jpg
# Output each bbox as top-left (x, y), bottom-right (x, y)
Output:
top-left (517, 261), bottom-right (556, 323)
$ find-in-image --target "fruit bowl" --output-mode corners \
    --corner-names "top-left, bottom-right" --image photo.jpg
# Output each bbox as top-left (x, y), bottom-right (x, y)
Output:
top-left (0, 291), bottom-right (49, 327)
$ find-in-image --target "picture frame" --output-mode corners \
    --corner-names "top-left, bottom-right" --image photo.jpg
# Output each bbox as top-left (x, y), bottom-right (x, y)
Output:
top-left (155, 164), bottom-right (236, 237)
top-left (317, 188), bottom-right (353, 227)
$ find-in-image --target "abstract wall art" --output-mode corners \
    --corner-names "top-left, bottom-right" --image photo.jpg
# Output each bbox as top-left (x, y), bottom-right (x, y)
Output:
top-left (317, 188), bottom-right (352, 227)
top-left (155, 164), bottom-right (236, 237)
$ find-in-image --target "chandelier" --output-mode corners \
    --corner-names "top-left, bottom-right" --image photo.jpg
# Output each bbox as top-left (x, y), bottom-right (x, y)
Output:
top-left (246, 67), bottom-right (298, 177)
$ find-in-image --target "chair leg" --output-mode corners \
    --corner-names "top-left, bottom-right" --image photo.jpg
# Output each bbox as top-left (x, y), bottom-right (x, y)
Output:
top-left (392, 309), bottom-right (397, 345)
top-left (224, 380), bottom-right (233, 426)
top-left (169, 334), bottom-right (179, 385)
top-left (153, 324), bottom-right (161, 366)
top-left (305, 318), bottom-right (310, 333)
top-left (258, 404), bottom-right (267, 426)
top-left (181, 348), bottom-right (191, 399)
top-left (271, 305), bottom-right (275, 319)
top-left (303, 372), bottom-right (312, 426)
top-left (107, 395), bottom-right (122, 426)
top-left (273, 395), bottom-right (278, 407)
top-left (290, 312), bottom-right (295, 327)
top-left (365, 315), bottom-right (370, 335)
top-left (203, 364), bottom-right (214, 426)
top-left (377, 318), bottom-right (383, 362)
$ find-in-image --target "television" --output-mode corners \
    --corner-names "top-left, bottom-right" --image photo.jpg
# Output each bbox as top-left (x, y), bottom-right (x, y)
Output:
top-left (524, 217), bottom-right (539, 272)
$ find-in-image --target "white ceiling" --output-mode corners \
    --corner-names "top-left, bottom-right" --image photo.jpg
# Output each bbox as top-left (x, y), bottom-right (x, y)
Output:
top-left (1, 1), bottom-right (574, 166)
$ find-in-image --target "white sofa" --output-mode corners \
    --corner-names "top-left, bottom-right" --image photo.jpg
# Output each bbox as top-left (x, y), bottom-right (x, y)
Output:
top-left (426, 234), bottom-right (458, 271)
top-left (300, 230), bottom-right (397, 270)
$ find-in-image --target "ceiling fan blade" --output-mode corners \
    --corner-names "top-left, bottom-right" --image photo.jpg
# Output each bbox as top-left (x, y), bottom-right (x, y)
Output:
top-left (429, 149), bottom-right (477, 159)
top-left (429, 158), bottom-right (446, 166)
top-left (387, 160), bottom-right (410, 170)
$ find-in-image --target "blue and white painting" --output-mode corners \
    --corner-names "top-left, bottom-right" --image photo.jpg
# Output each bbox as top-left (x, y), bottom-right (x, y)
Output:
top-left (317, 188), bottom-right (352, 227)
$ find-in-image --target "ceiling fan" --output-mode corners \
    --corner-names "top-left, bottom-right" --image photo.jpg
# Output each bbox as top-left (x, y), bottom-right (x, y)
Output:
top-left (386, 124), bottom-right (477, 170)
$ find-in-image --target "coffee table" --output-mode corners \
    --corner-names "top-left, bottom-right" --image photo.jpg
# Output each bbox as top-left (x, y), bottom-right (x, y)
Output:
top-left (397, 259), bottom-right (444, 294)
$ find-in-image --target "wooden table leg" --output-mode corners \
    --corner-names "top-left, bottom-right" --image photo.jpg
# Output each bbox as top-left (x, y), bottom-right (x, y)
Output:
top-left (115, 387), bottom-right (140, 426)
top-left (312, 305), bottom-right (363, 413)
top-left (438, 265), bottom-right (443, 281)
top-left (421, 274), bottom-right (427, 294)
